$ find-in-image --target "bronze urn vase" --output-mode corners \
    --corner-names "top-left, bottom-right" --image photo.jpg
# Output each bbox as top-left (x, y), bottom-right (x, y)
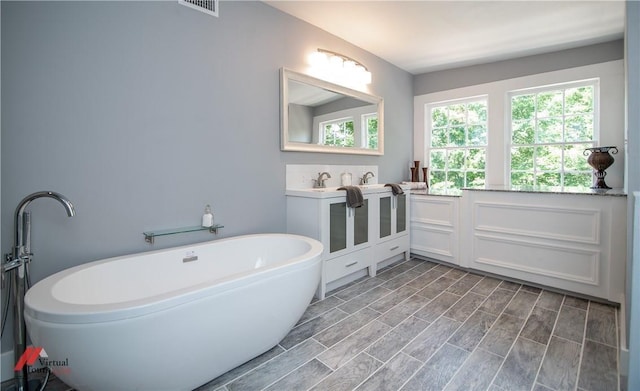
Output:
top-left (583, 146), bottom-right (618, 189)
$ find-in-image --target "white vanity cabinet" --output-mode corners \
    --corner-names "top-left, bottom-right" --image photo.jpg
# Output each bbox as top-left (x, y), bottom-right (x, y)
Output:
top-left (286, 186), bottom-right (410, 299)
top-left (286, 193), bottom-right (374, 299)
top-left (374, 193), bottom-right (410, 264)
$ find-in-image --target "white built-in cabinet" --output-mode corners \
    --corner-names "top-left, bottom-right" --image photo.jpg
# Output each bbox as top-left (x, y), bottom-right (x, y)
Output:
top-left (410, 189), bottom-right (627, 302)
top-left (287, 188), bottom-right (410, 299)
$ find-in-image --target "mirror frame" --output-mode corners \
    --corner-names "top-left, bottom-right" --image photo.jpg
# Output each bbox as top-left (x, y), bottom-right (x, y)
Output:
top-left (280, 68), bottom-right (384, 155)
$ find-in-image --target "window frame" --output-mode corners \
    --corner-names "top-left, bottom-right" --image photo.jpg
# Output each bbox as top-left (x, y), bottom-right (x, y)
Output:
top-left (425, 95), bottom-right (489, 190)
top-left (507, 78), bottom-right (600, 189)
top-left (319, 116), bottom-right (355, 147)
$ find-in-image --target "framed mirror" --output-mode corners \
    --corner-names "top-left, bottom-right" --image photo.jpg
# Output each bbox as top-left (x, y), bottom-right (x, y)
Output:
top-left (280, 68), bottom-right (384, 155)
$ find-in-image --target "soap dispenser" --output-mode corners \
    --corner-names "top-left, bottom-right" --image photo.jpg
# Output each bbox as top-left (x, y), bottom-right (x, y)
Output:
top-left (202, 204), bottom-right (213, 227)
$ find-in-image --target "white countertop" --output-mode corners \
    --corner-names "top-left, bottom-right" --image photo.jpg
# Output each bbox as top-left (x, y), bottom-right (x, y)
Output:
top-left (285, 184), bottom-right (410, 198)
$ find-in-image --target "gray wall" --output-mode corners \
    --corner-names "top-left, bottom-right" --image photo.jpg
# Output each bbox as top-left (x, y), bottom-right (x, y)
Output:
top-left (288, 104), bottom-right (313, 143)
top-left (414, 39), bottom-right (624, 95)
top-left (0, 1), bottom-right (413, 353)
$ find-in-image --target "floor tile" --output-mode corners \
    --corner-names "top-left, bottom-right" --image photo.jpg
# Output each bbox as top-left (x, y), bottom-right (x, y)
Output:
top-left (403, 316), bottom-right (462, 362)
top-left (413, 291), bottom-right (461, 322)
top-left (416, 276), bottom-right (458, 299)
top-left (406, 269), bottom-right (443, 290)
top-left (520, 306), bottom-right (558, 345)
top-left (492, 337), bottom-right (546, 391)
top-left (401, 343), bottom-right (469, 391)
top-left (554, 304), bottom-right (587, 343)
top-left (281, 307), bottom-right (349, 349)
top-left (443, 291), bottom-right (486, 322)
top-left (470, 276), bottom-right (502, 296)
top-left (446, 273), bottom-right (484, 296)
top-left (309, 353), bottom-right (382, 391)
top-left (368, 285), bottom-right (418, 313)
top-left (448, 310), bottom-right (497, 352)
top-left (366, 316), bottom-right (429, 362)
top-left (339, 285), bottom-right (393, 313)
top-left (444, 348), bottom-right (504, 391)
top-left (317, 320), bottom-right (391, 370)
top-left (377, 260), bottom-right (422, 281)
top-left (297, 296), bottom-right (345, 325)
top-left (499, 280), bottom-right (521, 291)
top-left (264, 359), bottom-right (331, 391)
top-left (334, 277), bottom-right (385, 301)
top-left (537, 336), bottom-right (581, 391)
top-left (227, 339), bottom-right (325, 391)
top-left (502, 290), bottom-right (539, 318)
top-left (377, 294), bottom-right (431, 327)
top-left (479, 288), bottom-right (516, 315)
top-left (382, 269), bottom-right (424, 290)
top-left (578, 339), bottom-right (619, 391)
top-left (564, 296), bottom-right (589, 310)
top-left (478, 322), bottom-right (519, 357)
top-left (537, 290), bottom-right (564, 312)
top-left (314, 307), bottom-right (380, 348)
top-left (585, 305), bottom-right (617, 347)
top-left (444, 268), bottom-right (468, 280)
top-left (355, 352), bottom-right (422, 391)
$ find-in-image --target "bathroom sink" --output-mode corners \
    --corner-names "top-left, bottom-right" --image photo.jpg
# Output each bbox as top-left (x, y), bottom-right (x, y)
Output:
top-left (286, 183), bottom-right (406, 198)
top-left (358, 184), bottom-right (385, 190)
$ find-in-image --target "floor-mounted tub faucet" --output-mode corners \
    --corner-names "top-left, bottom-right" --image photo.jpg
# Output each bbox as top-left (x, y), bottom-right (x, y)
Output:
top-left (360, 171), bottom-right (375, 185)
top-left (313, 172), bottom-right (331, 188)
top-left (3, 191), bottom-right (75, 391)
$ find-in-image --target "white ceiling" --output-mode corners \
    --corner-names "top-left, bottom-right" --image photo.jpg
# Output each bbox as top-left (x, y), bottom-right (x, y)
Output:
top-left (265, 0), bottom-right (626, 75)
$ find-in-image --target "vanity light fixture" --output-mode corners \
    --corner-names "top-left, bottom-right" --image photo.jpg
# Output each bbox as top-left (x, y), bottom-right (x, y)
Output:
top-left (308, 49), bottom-right (372, 88)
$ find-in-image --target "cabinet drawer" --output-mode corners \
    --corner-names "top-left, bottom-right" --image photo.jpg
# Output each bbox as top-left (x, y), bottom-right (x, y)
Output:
top-left (375, 235), bottom-right (409, 263)
top-left (325, 247), bottom-right (372, 282)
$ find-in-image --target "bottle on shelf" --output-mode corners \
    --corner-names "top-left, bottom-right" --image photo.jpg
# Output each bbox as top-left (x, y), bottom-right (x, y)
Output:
top-left (202, 204), bottom-right (214, 227)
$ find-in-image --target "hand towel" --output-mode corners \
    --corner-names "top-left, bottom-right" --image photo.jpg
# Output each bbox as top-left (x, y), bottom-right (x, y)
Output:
top-left (401, 181), bottom-right (427, 190)
top-left (337, 186), bottom-right (364, 208)
top-left (385, 183), bottom-right (404, 195)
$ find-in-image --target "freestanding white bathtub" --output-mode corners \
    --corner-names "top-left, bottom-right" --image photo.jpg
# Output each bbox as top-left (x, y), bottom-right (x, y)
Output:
top-left (24, 233), bottom-right (323, 391)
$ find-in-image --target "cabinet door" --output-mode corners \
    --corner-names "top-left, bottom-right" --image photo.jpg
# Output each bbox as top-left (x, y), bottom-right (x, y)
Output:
top-left (396, 194), bottom-right (407, 233)
top-left (379, 196), bottom-right (392, 238)
top-left (354, 199), bottom-right (369, 246)
top-left (329, 202), bottom-right (347, 253)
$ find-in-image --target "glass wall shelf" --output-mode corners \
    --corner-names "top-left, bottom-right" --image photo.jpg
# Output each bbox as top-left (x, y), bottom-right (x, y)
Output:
top-left (143, 224), bottom-right (223, 244)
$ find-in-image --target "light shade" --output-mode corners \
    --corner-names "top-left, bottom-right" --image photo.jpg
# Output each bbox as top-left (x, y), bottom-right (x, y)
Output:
top-left (307, 49), bottom-right (372, 89)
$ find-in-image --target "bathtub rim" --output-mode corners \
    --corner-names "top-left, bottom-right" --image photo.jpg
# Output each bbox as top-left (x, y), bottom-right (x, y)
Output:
top-left (24, 233), bottom-right (322, 324)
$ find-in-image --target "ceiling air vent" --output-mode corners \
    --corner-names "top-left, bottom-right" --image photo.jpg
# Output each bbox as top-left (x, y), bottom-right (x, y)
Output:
top-left (178, 0), bottom-right (219, 17)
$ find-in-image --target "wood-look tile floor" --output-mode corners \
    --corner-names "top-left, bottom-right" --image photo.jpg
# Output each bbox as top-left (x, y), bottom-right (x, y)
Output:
top-left (197, 258), bottom-right (621, 391)
top-left (5, 258), bottom-right (620, 391)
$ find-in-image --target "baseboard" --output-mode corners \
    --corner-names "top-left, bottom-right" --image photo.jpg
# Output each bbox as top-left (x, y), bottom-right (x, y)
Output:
top-left (619, 293), bottom-right (629, 377)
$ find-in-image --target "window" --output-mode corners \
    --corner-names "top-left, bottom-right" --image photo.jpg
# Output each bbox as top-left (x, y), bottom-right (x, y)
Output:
top-left (320, 118), bottom-right (355, 147)
top-left (428, 98), bottom-right (488, 190)
top-left (509, 81), bottom-right (597, 188)
top-left (363, 114), bottom-right (378, 149)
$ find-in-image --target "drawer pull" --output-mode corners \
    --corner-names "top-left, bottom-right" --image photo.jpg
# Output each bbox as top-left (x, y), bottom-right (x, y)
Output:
top-left (390, 246), bottom-right (400, 251)
top-left (345, 261), bottom-right (358, 267)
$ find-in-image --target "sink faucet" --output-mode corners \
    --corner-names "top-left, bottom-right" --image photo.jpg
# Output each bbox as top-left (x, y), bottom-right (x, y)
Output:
top-left (360, 171), bottom-right (375, 185)
top-left (5, 191), bottom-right (74, 391)
top-left (313, 172), bottom-right (331, 188)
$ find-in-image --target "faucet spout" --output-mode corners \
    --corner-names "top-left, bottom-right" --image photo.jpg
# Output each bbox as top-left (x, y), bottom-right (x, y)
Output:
top-left (14, 191), bottom-right (75, 257)
top-left (360, 171), bottom-right (375, 185)
top-left (313, 172), bottom-right (332, 188)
